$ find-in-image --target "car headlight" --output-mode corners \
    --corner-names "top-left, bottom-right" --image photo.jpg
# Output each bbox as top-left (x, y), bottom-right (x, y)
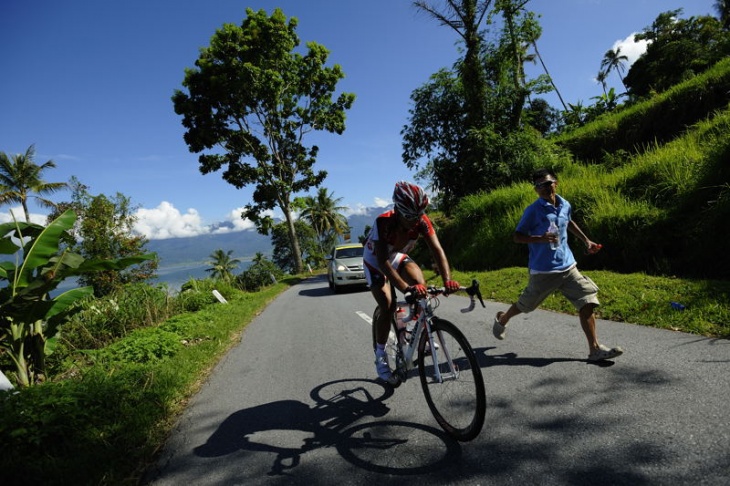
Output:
top-left (336, 263), bottom-right (347, 271)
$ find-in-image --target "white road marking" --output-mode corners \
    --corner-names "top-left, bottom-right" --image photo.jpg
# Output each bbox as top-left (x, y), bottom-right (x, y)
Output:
top-left (357, 310), bottom-right (397, 343)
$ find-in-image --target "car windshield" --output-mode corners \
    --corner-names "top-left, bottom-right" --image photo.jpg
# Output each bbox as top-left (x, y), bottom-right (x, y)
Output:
top-left (335, 247), bottom-right (363, 259)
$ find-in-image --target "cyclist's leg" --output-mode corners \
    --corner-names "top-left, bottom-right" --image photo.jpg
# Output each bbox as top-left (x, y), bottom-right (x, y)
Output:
top-left (368, 270), bottom-right (395, 347)
top-left (397, 258), bottom-right (425, 288)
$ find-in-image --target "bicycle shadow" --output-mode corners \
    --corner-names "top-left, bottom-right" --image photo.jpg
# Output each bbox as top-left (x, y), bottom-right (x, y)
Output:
top-left (193, 378), bottom-right (461, 477)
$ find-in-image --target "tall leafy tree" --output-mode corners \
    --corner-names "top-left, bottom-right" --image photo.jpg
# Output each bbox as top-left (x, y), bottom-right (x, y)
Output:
top-left (0, 144), bottom-right (68, 222)
top-left (600, 46), bottom-right (629, 91)
top-left (625, 9), bottom-right (730, 98)
top-left (715, 0), bottom-right (730, 30)
top-left (404, 0), bottom-right (550, 207)
top-left (296, 187), bottom-right (349, 256)
top-left (270, 219), bottom-right (318, 273)
top-left (49, 178), bottom-right (158, 297)
top-left (172, 8), bottom-right (355, 274)
top-left (414, 0), bottom-right (490, 131)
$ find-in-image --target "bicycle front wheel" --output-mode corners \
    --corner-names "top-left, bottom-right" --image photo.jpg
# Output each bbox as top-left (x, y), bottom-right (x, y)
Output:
top-left (417, 317), bottom-right (486, 442)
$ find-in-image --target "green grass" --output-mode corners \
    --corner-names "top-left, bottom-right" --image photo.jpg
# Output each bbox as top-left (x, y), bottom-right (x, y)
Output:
top-left (440, 268), bottom-right (730, 339)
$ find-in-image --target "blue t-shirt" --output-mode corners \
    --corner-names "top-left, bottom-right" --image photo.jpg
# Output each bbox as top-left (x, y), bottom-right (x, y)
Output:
top-left (516, 195), bottom-right (576, 273)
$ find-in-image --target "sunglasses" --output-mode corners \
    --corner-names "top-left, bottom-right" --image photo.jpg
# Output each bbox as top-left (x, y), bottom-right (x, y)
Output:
top-left (534, 180), bottom-right (556, 189)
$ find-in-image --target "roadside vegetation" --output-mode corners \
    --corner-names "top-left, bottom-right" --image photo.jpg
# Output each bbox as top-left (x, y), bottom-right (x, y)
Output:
top-left (1, 3), bottom-right (729, 485)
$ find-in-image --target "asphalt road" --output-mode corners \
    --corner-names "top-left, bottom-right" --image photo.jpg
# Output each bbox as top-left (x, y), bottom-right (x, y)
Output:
top-left (144, 275), bottom-right (729, 485)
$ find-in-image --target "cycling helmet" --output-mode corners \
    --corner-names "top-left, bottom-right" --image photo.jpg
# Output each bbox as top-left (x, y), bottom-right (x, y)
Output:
top-left (392, 181), bottom-right (429, 220)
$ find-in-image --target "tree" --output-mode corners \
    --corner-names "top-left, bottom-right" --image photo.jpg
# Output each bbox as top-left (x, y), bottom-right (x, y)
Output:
top-left (625, 10), bottom-right (730, 98)
top-left (523, 98), bottom-right (559, 135)
top-left (271, 219), bottom-right (318, 273)
top-left (530, 36), bottom-right (568, 112)
top-left (0, 144), bottom-right (68, 222)
top-left (596, 69), bottom-right (609, 97)
top-left (600, 46), bottom-right (629, 91)
top-left (235, 252), bottom-right (283, 292)
top-left (715, 0), bottom-right (730, 30)
top-left (404, 0), bottom-right (550, 206)
top-left (296, 187), bottom-right (349, 257)
top-left (49, 178), bottom-right (158, 297)
top-left (414, 0), bottom-right (491, 131)
top-left (172, 8), bottom-right (355, 274)
top-left (205, 249), bottom-right (241, 282)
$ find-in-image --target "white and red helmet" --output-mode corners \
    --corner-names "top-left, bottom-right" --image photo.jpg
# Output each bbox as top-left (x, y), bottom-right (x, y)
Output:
top-left (392, 181), bottom-right (429, 220)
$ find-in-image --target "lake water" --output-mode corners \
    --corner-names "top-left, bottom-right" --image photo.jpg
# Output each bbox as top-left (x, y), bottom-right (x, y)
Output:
top-left (151, 261), bottom-right (251, 291)
top-left (52, 261), bottom-right (253, 295)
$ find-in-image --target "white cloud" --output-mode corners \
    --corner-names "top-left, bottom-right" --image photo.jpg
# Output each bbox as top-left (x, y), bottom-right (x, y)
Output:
top-left (133, 202), bottom-right (210, 240)
top-left (0, 207), bottom-right (47, 225)
top-left (211, 206), bottom-right (257, 234)
top-left (612, 34), bottom-right (650, 67)
top-left (373, 197), bottom-right (390, 208)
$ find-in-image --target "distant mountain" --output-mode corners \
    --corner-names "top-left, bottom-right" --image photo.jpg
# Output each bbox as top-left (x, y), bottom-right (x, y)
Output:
top-left (144, 205), bottom-right (390, 267)
top-left (145, 230), bottom-right (273, 267)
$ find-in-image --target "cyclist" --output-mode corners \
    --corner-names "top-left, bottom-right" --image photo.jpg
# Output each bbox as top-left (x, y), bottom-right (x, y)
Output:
top-left (364, 181), bottom-right (460, 385)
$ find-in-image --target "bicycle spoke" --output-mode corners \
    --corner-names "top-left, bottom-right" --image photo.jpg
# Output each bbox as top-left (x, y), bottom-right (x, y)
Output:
top-left (418, 318), bottom-right (486, 442)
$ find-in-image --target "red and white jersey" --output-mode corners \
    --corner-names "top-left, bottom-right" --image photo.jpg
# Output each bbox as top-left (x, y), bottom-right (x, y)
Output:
top-left (363, 210), bottom-right (435, 271)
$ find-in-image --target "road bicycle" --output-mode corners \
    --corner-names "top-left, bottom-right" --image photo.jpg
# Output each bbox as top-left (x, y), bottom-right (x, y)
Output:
top-left (371, 279), bottom-right (487, 441)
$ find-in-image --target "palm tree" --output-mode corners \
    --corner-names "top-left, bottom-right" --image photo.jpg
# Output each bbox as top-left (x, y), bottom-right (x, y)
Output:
top-left (205, 249), bottom-right (241, 282)
top-left (531, 39), bottom-right (569, 112)
top-left (298, 187), bottom-right (349, 253)
top-left (595, 69), bottom-right (609, 97)
top-left (0, 144), bottom-right (68, 222)
top-left (600, 47), bottom-right (629, 91)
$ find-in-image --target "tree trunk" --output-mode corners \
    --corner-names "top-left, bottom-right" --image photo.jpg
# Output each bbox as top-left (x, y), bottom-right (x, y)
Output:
top-left (532, 40), bottom-right (568, 112)
top-left (283, 208), bottom-right (304, 274)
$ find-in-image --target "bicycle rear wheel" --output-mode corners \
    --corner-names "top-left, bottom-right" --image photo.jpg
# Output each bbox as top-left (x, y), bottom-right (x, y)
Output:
top-left (417, 317), bottom-right (486, 442)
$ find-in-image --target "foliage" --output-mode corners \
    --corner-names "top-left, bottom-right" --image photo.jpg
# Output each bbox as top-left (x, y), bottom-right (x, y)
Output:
top-left (599, 46), bottom-right (628, 91)
top-left (55, 283), bottom-right (172, 356)
top-left (625, 9), bottom-right (730, 98)
top-left (92, 327), bottom-right (182, 365)
top-left (172, 7), bottom-right (355, 274)
top-left (177, 278), bottom-right (238, 312)
top-left (235, 252), bottom-right (284, 292)
top-left (0, 210), bottom-right (154, 387)
top-left (552, 57), bottom-right (730, 162)
top-left (271, 219), bottom-right (318, 273)
top-left (205, 248), bottom-right (241, 282)
top-left (50, 177), bottom-right (158, 297)
top-left (295, 187), bottom-right (349, 263)
top-left (405, 1), bottom-right (552, 209)
top-left (0, 144), bottom-right (68, 222)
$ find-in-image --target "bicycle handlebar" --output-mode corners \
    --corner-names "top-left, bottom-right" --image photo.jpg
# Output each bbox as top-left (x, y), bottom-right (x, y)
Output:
top-left (403, 279), bottom-right (485, 312)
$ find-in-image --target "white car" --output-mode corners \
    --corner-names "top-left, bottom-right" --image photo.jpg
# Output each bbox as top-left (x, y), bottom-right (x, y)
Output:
top-left (326, 243), bottom-right (367, 293)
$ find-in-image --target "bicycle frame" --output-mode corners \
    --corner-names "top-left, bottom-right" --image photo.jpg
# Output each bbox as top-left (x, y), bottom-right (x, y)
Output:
top-left (393, 280), bottom-right (483, 381)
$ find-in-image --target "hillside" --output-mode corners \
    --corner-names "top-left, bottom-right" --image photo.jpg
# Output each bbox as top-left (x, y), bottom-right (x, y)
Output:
top-left (438, 59), bottom-right (730, 280)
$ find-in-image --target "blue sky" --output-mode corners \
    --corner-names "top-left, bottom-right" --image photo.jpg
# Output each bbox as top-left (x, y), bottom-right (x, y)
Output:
top-left (0, 0), bottom-right (716, 239)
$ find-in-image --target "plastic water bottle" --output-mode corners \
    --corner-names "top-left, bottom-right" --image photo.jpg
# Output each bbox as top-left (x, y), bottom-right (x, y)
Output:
top-left (396, 305), bottom-right (410, 346)
top-left (548, 221), bottom-right (559, 250)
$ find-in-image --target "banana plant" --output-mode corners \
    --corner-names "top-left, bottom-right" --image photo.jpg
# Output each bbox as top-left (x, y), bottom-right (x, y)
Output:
top-left (0, 209), bottom-right (154, 387)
